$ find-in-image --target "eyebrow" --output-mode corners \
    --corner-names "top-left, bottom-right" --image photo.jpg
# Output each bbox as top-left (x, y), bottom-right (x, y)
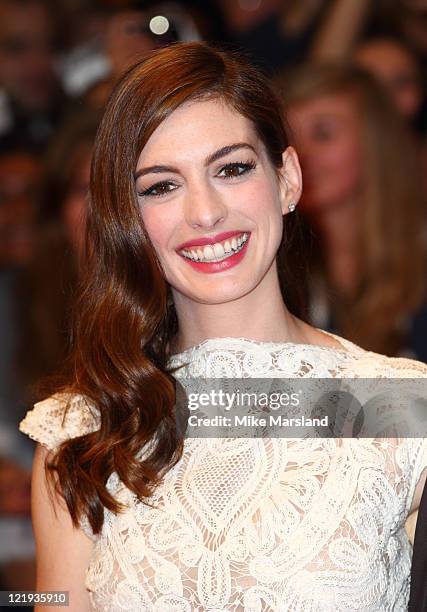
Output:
top-left (134, 142), bottom-right (257, 180)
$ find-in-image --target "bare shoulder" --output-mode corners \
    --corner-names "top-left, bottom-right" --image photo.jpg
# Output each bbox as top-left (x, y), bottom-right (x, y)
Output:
top-left (32, 443), bottom-right (94, 611)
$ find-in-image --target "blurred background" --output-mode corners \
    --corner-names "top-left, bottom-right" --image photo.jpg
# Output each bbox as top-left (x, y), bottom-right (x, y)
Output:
top-left (1, 0), bottom-right (427, 602)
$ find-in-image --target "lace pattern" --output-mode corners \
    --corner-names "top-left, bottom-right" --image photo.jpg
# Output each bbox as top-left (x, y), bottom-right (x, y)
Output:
top-left (19, 393), bottom-right (100, 450)
top-left (18, 333), bottom-right (427, 611)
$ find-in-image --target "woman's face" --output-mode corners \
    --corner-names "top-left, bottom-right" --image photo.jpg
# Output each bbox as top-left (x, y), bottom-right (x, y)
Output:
top-left (135, 98), bottom-right (301, 305)
top-left (287, 93), bottom-right (363, 214)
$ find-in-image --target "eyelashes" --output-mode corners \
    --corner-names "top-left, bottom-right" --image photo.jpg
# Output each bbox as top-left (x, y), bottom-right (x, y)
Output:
top-left (217, 160), bottom-right (256, 179)
top-left (137, 181), bottom-right (177, 198)
top-left (136, 160), bottom-right (257, 199)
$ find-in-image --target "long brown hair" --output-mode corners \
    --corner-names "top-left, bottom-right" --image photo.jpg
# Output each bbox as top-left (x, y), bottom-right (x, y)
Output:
top-left (276, 63), bottom-right (427, 355)
top-left (46, 42), bottom-right (306, 535)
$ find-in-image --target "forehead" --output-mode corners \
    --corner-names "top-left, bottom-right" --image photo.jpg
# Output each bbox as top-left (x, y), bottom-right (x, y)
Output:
top-left (288, 93), bottom-right (358, 123)
top-left (137, 98), bottom-right (259, 165)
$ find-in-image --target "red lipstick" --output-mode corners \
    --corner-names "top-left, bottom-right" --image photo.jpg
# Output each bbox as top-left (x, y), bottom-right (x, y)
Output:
top-left (177, 232), bottom-right (251, 274)
top-left (176, 230), bottom-right (245, 251)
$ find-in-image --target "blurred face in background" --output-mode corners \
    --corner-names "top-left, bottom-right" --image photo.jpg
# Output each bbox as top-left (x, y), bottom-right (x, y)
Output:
top-left (61, 143), bottom-right (91, 260)
top-left (398, 0), bottom-right (427, 57)
top-left (0, 0), bottom-right (57, 112)
top-left (353, 39), bottom-right (422, 122)
top-left (0, 152), bottom-right (42, 265)
top-left (287, 92), bottom-right (363, 214)
top-left (105, 10), bottom-right (159, 78)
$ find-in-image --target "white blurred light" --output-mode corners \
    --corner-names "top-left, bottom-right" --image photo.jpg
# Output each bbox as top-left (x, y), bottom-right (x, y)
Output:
top-left (149, 15), bottom-right (170, 36)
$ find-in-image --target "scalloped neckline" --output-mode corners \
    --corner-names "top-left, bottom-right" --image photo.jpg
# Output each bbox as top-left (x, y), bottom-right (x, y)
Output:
top-left (169, 329), bottom-right (362, 361)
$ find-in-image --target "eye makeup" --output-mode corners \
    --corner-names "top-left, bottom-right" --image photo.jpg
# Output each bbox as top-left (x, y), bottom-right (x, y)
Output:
top-left (137, 159), bottom-right (257, 200)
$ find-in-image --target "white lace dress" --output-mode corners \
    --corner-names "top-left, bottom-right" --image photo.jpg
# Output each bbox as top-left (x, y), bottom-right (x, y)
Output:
top-left (19, 333), bottom-right (427, 611)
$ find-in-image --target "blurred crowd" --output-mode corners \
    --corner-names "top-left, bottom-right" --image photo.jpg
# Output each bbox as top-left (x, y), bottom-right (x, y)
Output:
top-left (1, 0), bottom-right (427, 599)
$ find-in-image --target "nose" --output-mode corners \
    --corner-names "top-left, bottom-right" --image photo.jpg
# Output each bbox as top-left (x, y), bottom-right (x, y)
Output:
top-left (183, 181), bottom-right (227, 230)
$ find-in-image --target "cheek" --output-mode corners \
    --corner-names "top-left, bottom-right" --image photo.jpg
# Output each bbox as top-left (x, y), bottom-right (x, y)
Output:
top-left (328, 140), bottom-right (361, 185)
top-left (320, 136), bottom-right (360, 172)
top-left (140, 205), bottom-right (176, 259)
top-left (392, 85), bottom-right (422, 118)
top-left (238, 174), bottom-right (283, 217)
top-left (302, 138), bottom-right (363, 210)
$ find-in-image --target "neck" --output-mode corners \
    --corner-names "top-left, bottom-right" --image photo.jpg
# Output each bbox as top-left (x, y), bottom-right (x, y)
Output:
top-left (171, 262), bottom-right (303, 353)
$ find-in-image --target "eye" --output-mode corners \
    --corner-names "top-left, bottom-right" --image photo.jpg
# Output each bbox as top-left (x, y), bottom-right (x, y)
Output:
top-left (312, 121), bottom-right (338, 141)
top-left (217, 160), bottom-right (256, 179)
top-left (137, 180), bottom-right (178, 199)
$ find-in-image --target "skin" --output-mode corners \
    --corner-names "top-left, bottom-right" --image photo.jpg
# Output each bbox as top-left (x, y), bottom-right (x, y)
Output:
top-left (86, 11), bottom-right (158, 109)
top-left (287, 92), bottom-right (363, 214)
top-left (287, 93), bottom-right (364, 296)
top-left (105, 11), bottom-right (158, 79)
top-left (135, 97), bottom-right (343, 352)
top-left (31, 96), bottom-right (426, 608)
top-left (0, 1), bottom-right (57, 112)
top-left (353, 39), bottom-right (422, 121)
top-left (287, 91), bottom-right (427, 516)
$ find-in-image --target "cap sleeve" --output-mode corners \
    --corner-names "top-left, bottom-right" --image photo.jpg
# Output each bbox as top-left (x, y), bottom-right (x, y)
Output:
top-left (19, 393), bottom-right (100, 451)
top-left (403, 437), bottom-right (427, 515)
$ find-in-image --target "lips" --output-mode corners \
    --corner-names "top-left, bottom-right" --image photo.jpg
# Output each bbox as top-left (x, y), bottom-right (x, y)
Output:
top-left (180, 232), bottom-right (248, 261)
top-left (176, 230), bottom-right (247, 251)
top-left (175, 230), bottom-right (251, 273)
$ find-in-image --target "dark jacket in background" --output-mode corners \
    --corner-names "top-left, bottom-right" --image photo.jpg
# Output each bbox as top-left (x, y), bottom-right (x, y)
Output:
top-left (409, 479), bottom-right (427, 611)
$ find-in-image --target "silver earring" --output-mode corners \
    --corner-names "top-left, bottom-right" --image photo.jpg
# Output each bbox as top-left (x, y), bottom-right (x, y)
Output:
top-left (288, 202), bottom-right (297, 212)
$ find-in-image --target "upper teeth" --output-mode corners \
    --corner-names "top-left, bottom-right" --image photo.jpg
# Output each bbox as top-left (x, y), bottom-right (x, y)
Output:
top-left (180, 233), bottom-right (249, 262)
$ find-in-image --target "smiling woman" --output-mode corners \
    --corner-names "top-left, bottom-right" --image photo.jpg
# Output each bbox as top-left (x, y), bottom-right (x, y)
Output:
top-left (134, 98), bottom-right (301, 312)
top-left (17, 42), bottom-right (427, 611)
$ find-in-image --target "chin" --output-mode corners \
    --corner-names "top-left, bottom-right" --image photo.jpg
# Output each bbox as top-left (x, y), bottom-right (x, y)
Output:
top-left (175, 279), bottom-right (257, 306)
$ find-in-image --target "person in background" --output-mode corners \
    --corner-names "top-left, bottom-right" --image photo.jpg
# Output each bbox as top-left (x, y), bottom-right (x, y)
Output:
top-left (18, 42), bottom-right (427, 610)
top-left (20, 110), bottom-right (101, 394)
top-left (0, 111), bottom-right (97, 594)
top-left (83, 1), bottom-right (181, 110)
top-left (409, 475), bottom-right (427, 610)
top-left (352, 35), bottom-right (427, 182)
top-left (353, 36), bottom-right (424, 130)
top-left (276, 63), bottom-right (427, 361)
top-left (0, 147), bottom-right (43, 462)
top-left (0, 0), bottom-right (65, 152)
top-left (375, 0), bottom-right (427, 73)
top-left (306, 0), bottom-right (427, 133)
top-left (0, 147), bottom-right (44, 596)
top-left (0, 150), bottom-right (42, 266)
top-left (216, 0), bottom-right (332, 74)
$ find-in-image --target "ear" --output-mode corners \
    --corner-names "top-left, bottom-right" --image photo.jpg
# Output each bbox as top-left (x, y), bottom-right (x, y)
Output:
top-left (278, 146), bottom-right (303, 215)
